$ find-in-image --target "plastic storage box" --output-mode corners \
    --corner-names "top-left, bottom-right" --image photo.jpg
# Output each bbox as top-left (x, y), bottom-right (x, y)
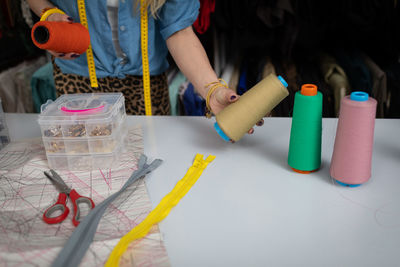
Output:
top-left (38, 93), bottom-right (127, 170)
top-left (0, 98), bottom-right (10, 150)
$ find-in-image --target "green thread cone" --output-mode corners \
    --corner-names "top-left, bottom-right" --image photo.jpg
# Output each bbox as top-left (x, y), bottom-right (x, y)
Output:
top-left (288, 87), bottom-right (323, 172)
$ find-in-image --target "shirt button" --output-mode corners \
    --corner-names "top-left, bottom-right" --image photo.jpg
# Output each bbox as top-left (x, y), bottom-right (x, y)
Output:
top-left (119, 57), bottom-right (128, 65)
top-left (120, 25), bottom-right (125, 31)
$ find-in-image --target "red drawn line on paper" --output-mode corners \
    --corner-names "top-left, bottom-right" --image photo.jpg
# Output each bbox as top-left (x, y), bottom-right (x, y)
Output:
top-left (100, 169), bottom-right (111, 190)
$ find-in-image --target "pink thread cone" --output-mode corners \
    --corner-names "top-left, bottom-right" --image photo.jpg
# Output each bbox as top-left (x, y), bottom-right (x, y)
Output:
top-left (330, 92), bottom-right (377, 186)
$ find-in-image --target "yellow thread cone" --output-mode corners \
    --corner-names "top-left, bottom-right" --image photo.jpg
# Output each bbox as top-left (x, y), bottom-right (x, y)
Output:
top-left (215, 74), bottom-right (289, 142)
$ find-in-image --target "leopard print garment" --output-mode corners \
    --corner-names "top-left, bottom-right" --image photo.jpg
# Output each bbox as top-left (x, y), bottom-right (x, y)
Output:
top-left (53, 62), bottom-right (171, 115)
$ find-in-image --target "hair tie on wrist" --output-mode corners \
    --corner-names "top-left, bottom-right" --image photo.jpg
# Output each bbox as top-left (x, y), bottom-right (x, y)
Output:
top-left (204, 78), bottom-right (228, 118)
top-left (40, 7), bottom-right (66, 21)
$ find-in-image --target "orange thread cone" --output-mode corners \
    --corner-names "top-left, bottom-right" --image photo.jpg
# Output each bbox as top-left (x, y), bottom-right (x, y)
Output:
top-left (31, 21), bottom-right (90, 54)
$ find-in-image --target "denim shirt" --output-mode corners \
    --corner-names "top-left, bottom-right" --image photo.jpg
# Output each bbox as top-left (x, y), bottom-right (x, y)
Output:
top-left (50, 0), bottom-right (200, 78)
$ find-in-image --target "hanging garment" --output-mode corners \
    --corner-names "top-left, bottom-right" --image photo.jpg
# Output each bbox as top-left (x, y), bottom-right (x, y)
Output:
top-left (178, 79), bottom-right (190, 109)
top-left (337, 0), bottom-right (399, 67)
top-left (166, 66), bottom-right (178, 85)
top-left (0, 56), bottom-right (47, 113)
top-left (234, 53), bottom-right (263, 97)
top-left (256, 0), bottom-right (298, 60)
top-left (31, 62), bottom-right (56, 113)
top-left (332, 49), bottom-right (372, 95)
top-left (212, 27), bottom-right (222, 77)
top-left (220, 61), bottom-right (234, 90)
top-left (318, 53), bottom-right (351, 116)
top-left (236, 61), bottom-right (248, 96)
top-left (168, 71), bottom-right (187, 115)
top-left (0, 0), bottom-right (15, 27)
top-left (0, 0), bottom-right (43, 72)
top-left (297, 58), bottom-right (335, 118)
top-left (292, 0), bottom-right (399, 67)
top-left (213, 0), bottom-right (275, 56)
top-left (218, 32), bottom-right (227, 77)
top-left (193, 0), bottom-right (216, 34)
top-left (20, 0), bottom-right (33, 27)
top-left (384, 62), bottom-right (400, 118)
top-left (261, 57), bottom-right (276, 79)
top-left (228, 58), bottom-right (241, 93)
top-left (361, 54), bottom-right (387, 118)
top-left (182, 83), bottom-right (205, 116)
top-left (270, 59), bottom-right (298, 117)
top-left (253, 56), bottom-right (277, 117)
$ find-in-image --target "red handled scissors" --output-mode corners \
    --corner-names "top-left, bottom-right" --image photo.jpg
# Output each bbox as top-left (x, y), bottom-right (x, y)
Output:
top-left (43, 169), bottom-right (95, 226)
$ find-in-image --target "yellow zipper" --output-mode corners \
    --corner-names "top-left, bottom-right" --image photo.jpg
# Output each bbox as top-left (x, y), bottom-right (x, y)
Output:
top-left (105, 154), bottom-right (216, 266)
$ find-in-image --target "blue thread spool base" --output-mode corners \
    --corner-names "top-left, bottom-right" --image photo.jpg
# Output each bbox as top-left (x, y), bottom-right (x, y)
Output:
top-left (334, 179), bottom-right (362, 187)
top-left (350, 91), bottom-right (369, 102)
top-left (214, 122), bottom-right (231, 142)
top-left (277, 75), bottom-right (288, 87)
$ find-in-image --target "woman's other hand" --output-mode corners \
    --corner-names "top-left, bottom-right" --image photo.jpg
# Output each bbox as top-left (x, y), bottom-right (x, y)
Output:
top-left (209, 86), bottom-right (265, 138)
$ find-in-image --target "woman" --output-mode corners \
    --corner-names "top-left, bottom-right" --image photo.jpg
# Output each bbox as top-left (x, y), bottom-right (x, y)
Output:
top-left (27, 0), bottom-right (263, 133)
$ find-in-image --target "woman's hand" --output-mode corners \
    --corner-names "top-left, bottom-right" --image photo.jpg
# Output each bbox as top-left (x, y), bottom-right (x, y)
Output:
top-left (208, 85), bottom-right (238, 115)
top-left (209, 86), bottom-right (265, 137)
top-left (44, 13), bottom-right (81, 60)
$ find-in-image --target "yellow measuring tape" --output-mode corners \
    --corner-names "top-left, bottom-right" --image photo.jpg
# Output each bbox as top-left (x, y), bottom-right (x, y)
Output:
top-left (140, 0), bottom-right (152, 115)
top-left (77, 0), bottom-right (152, 113)
top-left (105, 154), bottom-right (216, 266)
top-left (77, 0), bottom-right (98, 88)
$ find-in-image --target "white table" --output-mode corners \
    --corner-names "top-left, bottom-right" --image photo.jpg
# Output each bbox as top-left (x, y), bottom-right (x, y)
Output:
top-left (5, 113), bottom-right (400, 267)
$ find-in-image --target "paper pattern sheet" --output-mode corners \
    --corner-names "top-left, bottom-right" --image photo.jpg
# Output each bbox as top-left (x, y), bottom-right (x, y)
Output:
top-left (0, 125), bottom-right (170, 267)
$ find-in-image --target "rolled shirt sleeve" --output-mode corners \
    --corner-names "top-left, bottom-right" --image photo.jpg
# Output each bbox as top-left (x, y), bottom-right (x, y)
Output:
top-left (157, 0), bottom-right (200, 40)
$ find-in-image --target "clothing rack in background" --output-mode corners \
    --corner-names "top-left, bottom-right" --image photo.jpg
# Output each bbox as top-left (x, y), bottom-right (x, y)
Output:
top-left (0, 0), bottom-right (48, 113)
top-left (171, 0), bottom-right (400, 118)
top-left (1, 0), bottom-right (399, 118)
